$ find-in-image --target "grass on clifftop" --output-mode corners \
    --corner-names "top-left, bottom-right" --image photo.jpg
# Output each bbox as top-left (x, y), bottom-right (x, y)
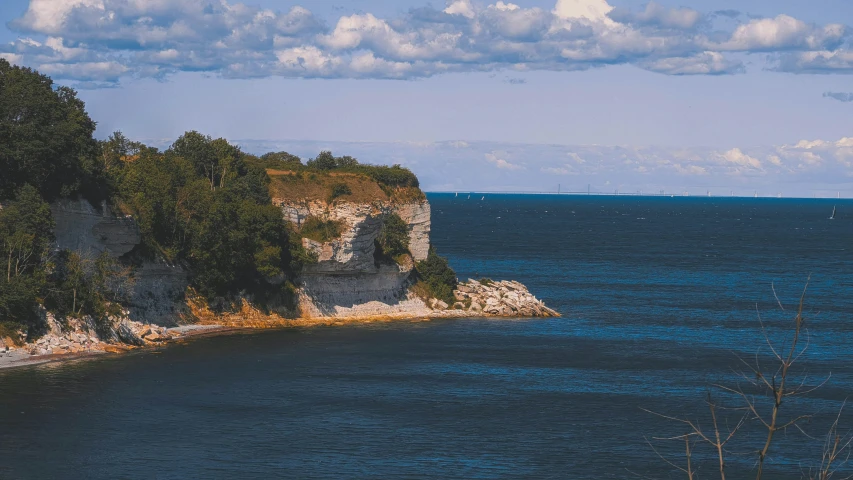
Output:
top-left (267, 170), bottom-right (424, 204)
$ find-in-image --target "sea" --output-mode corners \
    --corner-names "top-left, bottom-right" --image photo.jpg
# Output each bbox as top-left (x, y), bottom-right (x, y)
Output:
top-left (2, 194), bottom-right (853, 479)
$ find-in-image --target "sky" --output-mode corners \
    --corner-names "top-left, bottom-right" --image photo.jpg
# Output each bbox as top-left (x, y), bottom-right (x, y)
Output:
top-left (1, 0), bottom-right (853, 196)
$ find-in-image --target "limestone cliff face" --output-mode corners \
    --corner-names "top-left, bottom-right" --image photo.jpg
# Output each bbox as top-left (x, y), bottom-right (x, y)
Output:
top-left (127, 261), bottom-right (189, 325)
top-left (277, 198), bottom-right (431, 317)
top-left (48, 198), bottom-right (188, 325)
top-left (51, 199), bottom-right (140, 256)
top-left (42, 194), bottom-right (555, 325)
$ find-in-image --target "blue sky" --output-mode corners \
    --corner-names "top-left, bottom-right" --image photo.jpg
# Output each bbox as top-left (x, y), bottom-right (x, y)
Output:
top-left (2, 0), bottom-right (853, 196)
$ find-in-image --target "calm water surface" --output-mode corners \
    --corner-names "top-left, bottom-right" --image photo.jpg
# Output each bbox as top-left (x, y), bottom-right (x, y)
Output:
top-left (2, 194), bottom-right (853, 479)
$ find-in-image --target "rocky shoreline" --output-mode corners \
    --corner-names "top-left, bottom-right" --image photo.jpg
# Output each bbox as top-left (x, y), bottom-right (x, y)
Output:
top-left (0, 278), bottom-right (558, 371)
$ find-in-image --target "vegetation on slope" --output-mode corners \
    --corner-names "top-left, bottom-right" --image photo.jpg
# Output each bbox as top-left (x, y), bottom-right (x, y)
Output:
top-left (0, 59), bottom-right (454, 335)
top-left (374, 213), bottom-right (411, 266)
top-left (0, 59), bottom-right (108, 203)
top-left (261, 151), bottom-right (424, 204)
top-left (413, 247), bottom-right (458, 306)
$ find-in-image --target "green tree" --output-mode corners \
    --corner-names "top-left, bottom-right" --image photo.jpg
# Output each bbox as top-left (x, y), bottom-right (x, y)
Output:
top-left (99, 131), bottom-right (145, 172)
top-left (306, 151), bottom-right (337, 170)
top-left (415, 247), bottom-right (458, 305)
top-left (211, 137), bottom-right (245, 189)
top-left (169, 131), bottom-right (218, 190)
top-left (0, 185), bottom-right (54, 282)
top-left (0, 185), bottom-right (53, 328)
top-left (376, 213), bottom-right (410, 259)
top-left (259, 151), bottom-right (302, 168)
top-left (0, 59), bottom-right (105, 201)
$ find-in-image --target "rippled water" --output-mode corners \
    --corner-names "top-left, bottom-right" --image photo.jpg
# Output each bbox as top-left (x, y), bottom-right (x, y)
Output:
top-left (2, 194), bottom-right (853, 479)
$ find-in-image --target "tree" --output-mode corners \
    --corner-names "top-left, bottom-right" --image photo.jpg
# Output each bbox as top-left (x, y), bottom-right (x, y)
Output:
top-left (376, 213), bottom-right (410, 259)
top-left (210, 137), bottom-right (245, 189)
top-left (643, 281), bottom-right (853, 479)
top-left (306, 151), bottom-right (337, 170)
top-left (0, 185), bottom-right (54, 281)
top-left (169, 131), bottom-right (219, 190)
top-left (0, 59), bottom-right (104, 201)
top-left (99, 131), bottom-right (144, 172)
top-left (259, 151), bottom-right (302, 168)
top-left (414, 247), bottom-right (458, 305)
top-left (0, 185), bottom-right (53, 328)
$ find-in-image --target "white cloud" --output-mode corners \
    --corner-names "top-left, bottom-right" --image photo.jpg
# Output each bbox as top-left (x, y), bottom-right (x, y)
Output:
top-left (673, 164), bottom-right (708, 175)
top-left (718, 15), bottom-right (845, 51)
top-left (608, 1), bottom-right (701, 30)
top-left (567, 152), bottom-right (585, 163)
top-left (1, 0), bottom-right (850, 86)
top-left (542, 166), bottom-right (574, 175)
top-left (777, 49), bottom-right (853, 74)
top-left (444, 0), bottom-right (476, 19)
top-left (553, 0), bottom-right (613, 23)
top-left (641, 51), bottom-right (743, 75)
top-left (0, 53), bottom-right (24, 64)
top-left (485, 151), bottom-right (523, 170)
top-left (219, 136), bottom-right (853, 195)
top-left (719, 148), bottom-right (762, 169)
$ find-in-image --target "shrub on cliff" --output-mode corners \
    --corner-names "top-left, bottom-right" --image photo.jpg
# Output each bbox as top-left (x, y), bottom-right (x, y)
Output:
top-left (374, 213), bottom-right (410, 264)
top-left (300, 217), bottom-right (343, 243)
top-left (414, 247), bottom-right (458, 306)
top-left (328, 182), bottom-right (352, 203)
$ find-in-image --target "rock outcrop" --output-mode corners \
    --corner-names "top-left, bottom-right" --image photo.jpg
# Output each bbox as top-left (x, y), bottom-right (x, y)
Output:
top-left (278, 198), bottom-right (433, 318)
top-left (126, 261), bottom-right (190, 325)
top-left (51, 198), bottom-right (140, 257)
top-left (454, 279), bottom-right (559, 317)
top-left (36, 193), bottom-right (555, 333)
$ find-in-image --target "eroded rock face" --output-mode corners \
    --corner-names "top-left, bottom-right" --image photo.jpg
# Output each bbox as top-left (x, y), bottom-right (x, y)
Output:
top-left (278, 199), bottom-right (431, 272)
top-left (51, 198), bottom-right (140, 257)
top-left (127, 261), bottom-right (190, 326)
top-left (277, 198), bottom-right (431, 317)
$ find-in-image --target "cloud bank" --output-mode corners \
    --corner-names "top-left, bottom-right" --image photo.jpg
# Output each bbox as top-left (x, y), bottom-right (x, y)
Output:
top-left (206, 136), bottom-right (853, 197)
top-left (824, 91), bottom-right (853, 102)
top-left (1, 0), bottom-right (850, 87)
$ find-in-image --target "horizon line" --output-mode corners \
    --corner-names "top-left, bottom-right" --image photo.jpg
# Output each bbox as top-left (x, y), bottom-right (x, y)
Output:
top-left (425, 191), bottom-right (853, 200)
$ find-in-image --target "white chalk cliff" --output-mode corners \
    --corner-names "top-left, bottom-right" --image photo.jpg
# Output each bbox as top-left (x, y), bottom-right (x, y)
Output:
top-left (42, 195), bottom-right (556, 324)
top-left (277, 198), bottom-right (434, 317)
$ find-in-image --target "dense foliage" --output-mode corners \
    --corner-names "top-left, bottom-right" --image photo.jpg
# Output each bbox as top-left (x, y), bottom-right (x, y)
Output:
top-left (299, 151), bottom-right (419, 189)
top-left (414, 247), bottom-right (458, 305)
top-left (0, 185), bottom-right (54, 330)
top-left (0, 59), bottom-right (107, 202)
top-left (375, 213), bottom-right (410, 263)
top-left (252, 151), bottom-right (303, 170)
top-left (112, 132), bottom-right (291, 300)
top-left (45, 251), bottom-right (134, 335)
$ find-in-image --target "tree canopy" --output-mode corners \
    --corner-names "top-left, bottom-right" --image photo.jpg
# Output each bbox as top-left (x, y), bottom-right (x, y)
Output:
top-left (0, 59), bottom-right (106, 202)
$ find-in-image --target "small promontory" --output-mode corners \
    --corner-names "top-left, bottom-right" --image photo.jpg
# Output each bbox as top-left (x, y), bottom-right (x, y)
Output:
top-left (0, 59), bottom-right (557, 368)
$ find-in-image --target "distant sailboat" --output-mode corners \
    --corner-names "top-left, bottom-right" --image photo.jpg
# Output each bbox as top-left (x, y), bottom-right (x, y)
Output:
top-left (830, 205), bottom-right (836, 220)
top-left (481, 196), bottom-right (485, 200)
top-left (455, 192), bottom-right (458, 197)
top-left (467, 194), bottom-right (470, 199)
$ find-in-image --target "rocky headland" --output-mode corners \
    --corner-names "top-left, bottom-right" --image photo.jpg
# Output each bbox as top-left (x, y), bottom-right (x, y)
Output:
top-left (0, 175), bottom-right (557, 371)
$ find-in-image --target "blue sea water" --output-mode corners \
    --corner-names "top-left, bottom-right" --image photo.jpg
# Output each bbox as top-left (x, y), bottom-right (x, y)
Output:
top-left (2, 194), bottom-right (853, 479)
